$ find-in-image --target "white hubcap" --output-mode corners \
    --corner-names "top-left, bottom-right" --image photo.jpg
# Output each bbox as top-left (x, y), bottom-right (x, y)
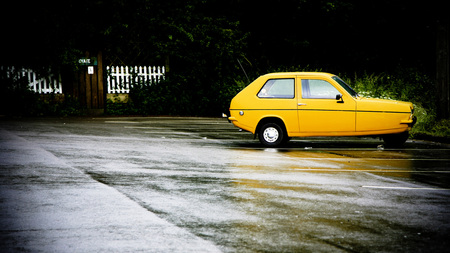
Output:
top-left (263, 127), bottom-right (279, 143)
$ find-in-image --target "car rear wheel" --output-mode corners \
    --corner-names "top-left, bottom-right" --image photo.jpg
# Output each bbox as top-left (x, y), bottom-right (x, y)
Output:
top-left (258, 122), bottom-right (285, 147)
top-left (383, 132), bottom-right (409, 147)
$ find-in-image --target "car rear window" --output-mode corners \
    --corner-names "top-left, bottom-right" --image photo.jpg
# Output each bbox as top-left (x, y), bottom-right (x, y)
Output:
top-left (257, 79), bottom-right (295, 98)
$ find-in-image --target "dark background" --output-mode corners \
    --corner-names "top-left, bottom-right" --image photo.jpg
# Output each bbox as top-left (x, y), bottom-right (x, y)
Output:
top-left (0, 0), bottom-right (447, 117)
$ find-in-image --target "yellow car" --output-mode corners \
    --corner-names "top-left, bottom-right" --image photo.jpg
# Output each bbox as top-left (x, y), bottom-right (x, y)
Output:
top-left (228, 72), bottom-right (416, 147)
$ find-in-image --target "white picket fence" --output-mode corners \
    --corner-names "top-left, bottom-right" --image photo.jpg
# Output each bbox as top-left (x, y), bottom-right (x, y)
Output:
top-left (2, 66), bottom-right (165, 95)
top-left (1, 66), bottom-right (62, 94)
top-left (107, 66), bottom-right (165, 93)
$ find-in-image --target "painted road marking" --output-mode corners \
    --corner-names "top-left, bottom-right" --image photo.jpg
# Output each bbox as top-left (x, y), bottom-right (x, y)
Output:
top-left (105, 121), bottom-right (139, 124)
top-left (293, 169), bottom-right (450, 173)
top-left (362, 186), bottom-right (450, 190)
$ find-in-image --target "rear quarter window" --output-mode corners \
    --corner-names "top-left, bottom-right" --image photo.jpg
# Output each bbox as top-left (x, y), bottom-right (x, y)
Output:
top-left (257, 79), bottom-right (295, 98)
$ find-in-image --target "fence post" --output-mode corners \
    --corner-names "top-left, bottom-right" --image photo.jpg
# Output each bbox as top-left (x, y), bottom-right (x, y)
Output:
top-left (116, 66), bottom-right (120, 93)
top-left (106, 66), bottom-right (110, 93)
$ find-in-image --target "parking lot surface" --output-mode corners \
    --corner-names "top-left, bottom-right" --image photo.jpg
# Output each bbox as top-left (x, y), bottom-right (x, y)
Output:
top-left (1, 117), bottom-right (449, 252)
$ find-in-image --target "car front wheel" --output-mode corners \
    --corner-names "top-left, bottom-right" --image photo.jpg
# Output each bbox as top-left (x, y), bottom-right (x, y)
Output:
top-left (383, 132), bottom-right (409, 147)
top-left (258, 123), bottom-right (285, 147)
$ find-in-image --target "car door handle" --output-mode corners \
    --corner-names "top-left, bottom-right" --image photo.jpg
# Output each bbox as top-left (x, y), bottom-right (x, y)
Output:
top-left (298, 103), bottom-right (307, 106)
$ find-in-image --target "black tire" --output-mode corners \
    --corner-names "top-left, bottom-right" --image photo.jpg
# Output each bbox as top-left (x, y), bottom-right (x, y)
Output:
top-left (383, 132), bottom-right (409, 147)
top-left (258, 122), bottom-right (285, 147)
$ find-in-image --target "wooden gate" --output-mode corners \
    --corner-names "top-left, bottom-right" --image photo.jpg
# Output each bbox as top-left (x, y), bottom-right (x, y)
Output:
top-left (64, 51), bottom-right (105, 115)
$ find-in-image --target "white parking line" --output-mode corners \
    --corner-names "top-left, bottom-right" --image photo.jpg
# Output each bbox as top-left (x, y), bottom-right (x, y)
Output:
top-left (105, 121), bottom-right (139, 124)
top-left (362, 186), bottom-right (450, 190)
top-left (292, 169), bottom-right (450, 173)
top-left (144, 131), bottom-right (194, 135)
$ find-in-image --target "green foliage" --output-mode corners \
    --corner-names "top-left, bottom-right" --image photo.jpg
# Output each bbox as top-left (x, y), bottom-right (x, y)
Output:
top-left (429, 119), bottom-right (450, 137)
top-left (1, 68), bottom-right (83, 117)
top-left (340, 68), bottom-right (445, 137)
top-left (3, 0), bottom-right (437, 75)
top-left (345, 68), bottom-right (436, 109)
top-left (100, 0), bottom-right (249, 116)
top-left (106, 99), bottom-right (135, 116)
top-left (37, 95), bottom-right (84, 117)
top-left (266, 65), bottom-right (324, 74)
top-left (128, 77), bottom-right (183, 115)
top-left (106, 71), bottom-right (250, 117)
top-left (0, 69), bottom-right (40, 116)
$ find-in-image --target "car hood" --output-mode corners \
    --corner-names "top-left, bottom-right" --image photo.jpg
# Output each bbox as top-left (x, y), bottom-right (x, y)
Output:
top-left (356, 97), bottom-right (413, 113)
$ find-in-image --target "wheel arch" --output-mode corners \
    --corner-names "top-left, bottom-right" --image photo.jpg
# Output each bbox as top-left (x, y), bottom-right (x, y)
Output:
top-left (255, 117), bottom-right (288, 137)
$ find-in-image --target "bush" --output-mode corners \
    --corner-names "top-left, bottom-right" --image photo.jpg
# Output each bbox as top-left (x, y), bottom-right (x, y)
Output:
top-left (1, 68), bottom-right (40, 116)
top-left (1, 68), bottom-right (83, 117)
top-left (128, 75), bottom-right (188, 115)
top-left (341, 68), bottom-right (444, 138)
top-left (430, 119), bottom-right (450, 137)
top-left (105, 95), bottom-right (136, 116)
top-left (115, 72), bottom-right (249, 117)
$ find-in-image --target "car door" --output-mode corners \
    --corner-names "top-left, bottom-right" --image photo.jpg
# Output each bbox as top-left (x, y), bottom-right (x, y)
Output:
top-left (297, 77), bottom-right (356, 134)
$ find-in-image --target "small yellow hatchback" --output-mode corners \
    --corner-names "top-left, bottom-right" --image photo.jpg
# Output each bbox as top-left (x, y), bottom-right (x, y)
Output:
top-left (228, 72), bottom-right (416, 147)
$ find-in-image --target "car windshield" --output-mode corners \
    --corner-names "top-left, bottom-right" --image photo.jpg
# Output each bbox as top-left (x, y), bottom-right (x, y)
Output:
top-left (332, 76), bottom-right (359, 97)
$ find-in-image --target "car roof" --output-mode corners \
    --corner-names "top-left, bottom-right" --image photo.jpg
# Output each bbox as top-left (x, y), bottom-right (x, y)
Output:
top-left (261, 72), bottom-right (335, 78)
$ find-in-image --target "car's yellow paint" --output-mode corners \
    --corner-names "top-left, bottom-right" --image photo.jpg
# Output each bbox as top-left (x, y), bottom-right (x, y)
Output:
top-left (229, 72), bottom-right (414, 138)
top-left (296, 74), bottom-right (356, 135)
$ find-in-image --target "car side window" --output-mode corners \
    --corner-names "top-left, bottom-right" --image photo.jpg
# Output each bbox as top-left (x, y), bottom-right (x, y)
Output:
top-left (258, 79), bottom-right (295, 98)
top-left (302, 79), bottom-right (340, 99)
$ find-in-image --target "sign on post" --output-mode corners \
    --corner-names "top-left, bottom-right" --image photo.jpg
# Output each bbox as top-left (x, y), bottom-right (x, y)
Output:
top-left (78, 57), bottom-right (98, 66)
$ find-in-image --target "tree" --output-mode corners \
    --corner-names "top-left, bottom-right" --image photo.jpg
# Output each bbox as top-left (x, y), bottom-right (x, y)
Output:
top-left (101, 0), bottom-right (248, 115)
top-left (1, 0), bottom-right (445, 117)
top-left (436, 18), bottom-right (450, 119)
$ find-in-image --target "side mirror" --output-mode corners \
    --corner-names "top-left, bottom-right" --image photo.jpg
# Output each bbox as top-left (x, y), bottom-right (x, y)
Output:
top-left (336, 94), bottom-right (344, 103)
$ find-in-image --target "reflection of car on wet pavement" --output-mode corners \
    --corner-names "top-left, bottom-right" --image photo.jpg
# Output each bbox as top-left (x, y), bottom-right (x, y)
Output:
top-left (229, 72), bottom-right (416, 147)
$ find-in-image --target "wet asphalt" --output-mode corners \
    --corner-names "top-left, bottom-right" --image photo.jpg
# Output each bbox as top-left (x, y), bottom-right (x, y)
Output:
top-left (0, 117), bottom-right (449, 252)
